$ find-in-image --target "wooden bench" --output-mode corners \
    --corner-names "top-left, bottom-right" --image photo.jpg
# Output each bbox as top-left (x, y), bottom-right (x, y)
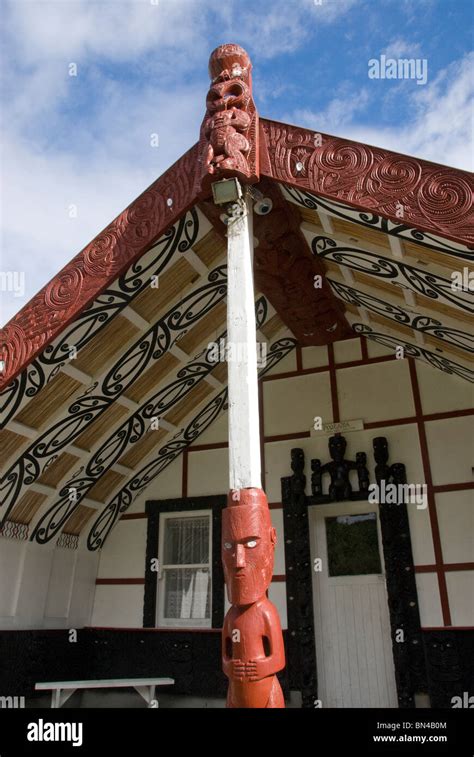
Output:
top-left (35, 677), bottom-right (175, 708)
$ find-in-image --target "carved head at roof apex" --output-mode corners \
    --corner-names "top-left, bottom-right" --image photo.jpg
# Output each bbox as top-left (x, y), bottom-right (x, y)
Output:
top-left (208, 44), bottom-right (252, 86)
top-left (197, 43), bottom-right (259, 196)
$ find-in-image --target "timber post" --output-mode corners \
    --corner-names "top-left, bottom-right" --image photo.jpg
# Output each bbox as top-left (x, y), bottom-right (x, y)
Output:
top-left (198, 43), bottom-right (286, 708)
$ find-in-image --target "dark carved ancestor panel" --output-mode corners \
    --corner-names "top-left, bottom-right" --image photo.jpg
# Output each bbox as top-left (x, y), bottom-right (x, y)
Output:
top-left (281, 449), bottom-right (318, 708)
top-left (144, 495), bottom-right (227, 629)
top-left (282, 440), bottom-right (428, 709)
top-left (373, 437), bottom-right (426, 707)
top-left (0, 628), bottom-right (469, 704)
top-left (423, 631), bottom-right (474, 708)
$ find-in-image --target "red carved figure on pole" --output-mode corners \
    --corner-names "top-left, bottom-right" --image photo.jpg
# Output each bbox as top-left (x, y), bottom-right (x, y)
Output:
top-left (198, 44), bottom-right (259, 196)
top-left (222, 488), bottom-right (285, 708)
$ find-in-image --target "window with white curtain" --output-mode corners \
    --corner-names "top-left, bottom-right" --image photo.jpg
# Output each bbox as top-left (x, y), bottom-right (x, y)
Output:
top-left (157, 510), bottom-right (212, 628)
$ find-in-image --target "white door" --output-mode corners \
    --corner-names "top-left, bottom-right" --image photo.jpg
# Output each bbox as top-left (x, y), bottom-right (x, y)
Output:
top-left (309, 501), bottom-right (398, 708)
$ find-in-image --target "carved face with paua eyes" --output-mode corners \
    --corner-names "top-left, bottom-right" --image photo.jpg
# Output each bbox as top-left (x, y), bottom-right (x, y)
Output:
top-left (291, 447), bottom-right (305, 474)
top-left (329, 434), bottom-right (347, 463)
top-left (373, 436), bottom-right (389, 464)
top-left (222, 505), bottom-right (276, 606)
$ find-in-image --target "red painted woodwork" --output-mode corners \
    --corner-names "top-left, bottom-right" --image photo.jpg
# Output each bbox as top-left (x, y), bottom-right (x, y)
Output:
top-left (260, 118), bottom-right (474, 246)
top-left (197, 44), bottom-right (259, 198)
top-left (222, 488), bottom-right (285, 708)
top-left (252, 179), bottom-right (352, 345)
top-left (2, 45), bottom-right (472, 393)
top-left (0, 145), bottom-right (200, 391)
top-left (200, 177), bottom-right (352, 346)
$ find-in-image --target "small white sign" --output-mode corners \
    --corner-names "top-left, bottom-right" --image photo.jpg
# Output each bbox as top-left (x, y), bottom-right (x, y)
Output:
top-left (311, 419), bottom-right (364, 436)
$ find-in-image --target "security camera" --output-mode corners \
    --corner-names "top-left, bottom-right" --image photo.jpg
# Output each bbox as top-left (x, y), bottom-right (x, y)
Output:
top-left (247, 186), bottom-right (273, 215)
top-left (254, 197), bottom-right (273, 215)
top-left (220, 213), bottom-right (230, 225)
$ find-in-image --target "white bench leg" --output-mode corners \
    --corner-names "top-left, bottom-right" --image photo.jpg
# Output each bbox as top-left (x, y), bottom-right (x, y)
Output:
top-left (133, 685), bottom-right (158, 707)
top-left (149, 685), bottom-right (157, 708)
top-left (51, 688), bottom-right (76, 708)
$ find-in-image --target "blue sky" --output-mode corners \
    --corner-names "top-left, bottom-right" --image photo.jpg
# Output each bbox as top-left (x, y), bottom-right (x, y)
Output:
top-left (1, 0), bottom-right (473, 325)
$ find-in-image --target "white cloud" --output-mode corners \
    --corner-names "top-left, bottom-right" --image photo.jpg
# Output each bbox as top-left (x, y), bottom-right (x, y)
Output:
top-left (285, 52), bottom-right (473, 171)
top-left (0, 0), bottom-right (470, 327)
top-left (0, 0), bottom-right (212, 325)
top-left (383, 38), bottom-right (422, 60)
top-left (0, 79), bottom-right (204, 325)
top-left (288, 86), bottom-right (370, 132)
top-left (208, 0), bottom-right (359, 60)
top-left (3, 0), bottom-right (208, 65)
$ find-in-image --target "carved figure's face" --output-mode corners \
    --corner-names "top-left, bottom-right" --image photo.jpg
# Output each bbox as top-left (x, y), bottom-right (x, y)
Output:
top-left (291, 447), bottom-right (304, 473)
top-left (373, 437), bottom-right (389, 464)
top-left (329, 435), bottom-right (346, 462)
top-left (206, 80), bottom-right (250, 113)
top-left (222, 505), bottom-right (276, 605)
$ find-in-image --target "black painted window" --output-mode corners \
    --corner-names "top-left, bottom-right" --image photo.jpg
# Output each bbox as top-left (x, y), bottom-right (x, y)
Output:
top-left (325, 512), bottom-right (382, 577)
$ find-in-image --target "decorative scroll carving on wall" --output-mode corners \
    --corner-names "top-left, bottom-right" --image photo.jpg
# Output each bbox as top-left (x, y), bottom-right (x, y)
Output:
top-left (86, 336), bottom-right (297, 550)
top-left (285, 183), bottom-right (472, 259)
top-left (30, 297), bottom-right (269, 545)
top-left (261, 121), bottom-right (474, 247)
top-left (353, 324), bottom-right (474, 383)
top-left (328, 279), bottom-right (474, 354)
top-left (311, 235), bottom-right (474, 314)
top-left (0, 145), bottom-right (201, 390)
top-left (0, 211), bottom-right (201, 428)
top-left (0, 266), bottom-right (229, 526)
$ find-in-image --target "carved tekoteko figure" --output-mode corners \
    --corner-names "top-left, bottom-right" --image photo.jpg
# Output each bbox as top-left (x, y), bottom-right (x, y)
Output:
top-left (373, 436), bottom-right (408, 490)
top-left (310, 458), bottom-right (323, 497)
top-left (321, 435), bottom-right (357, 500)
top-left (222, 488), bottom-right (285, 707)
top-left (356, 451), bottom-right (370, 493)
top-left (373, 436), bottom-right (392, 485)
top-left (290, 447), bottom-right (306, 500)
top-left (198, 44), bottom-right (259, 196)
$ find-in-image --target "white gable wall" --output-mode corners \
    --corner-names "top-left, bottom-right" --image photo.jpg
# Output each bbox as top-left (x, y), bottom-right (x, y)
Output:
top-left (0, 538), bottom-right (99, 629)
top-left (90, 338), bottom-right (473, 631)
top-left (2, 338), bottom-right (470, 632)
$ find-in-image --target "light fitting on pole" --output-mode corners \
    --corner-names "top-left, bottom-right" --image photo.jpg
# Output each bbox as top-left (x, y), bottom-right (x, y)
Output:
top-left (211, 177), bottom-right (243, 205)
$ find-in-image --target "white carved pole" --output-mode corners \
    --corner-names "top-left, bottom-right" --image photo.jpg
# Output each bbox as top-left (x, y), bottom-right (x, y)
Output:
top-left (226, 192), bottom-right (261, 491)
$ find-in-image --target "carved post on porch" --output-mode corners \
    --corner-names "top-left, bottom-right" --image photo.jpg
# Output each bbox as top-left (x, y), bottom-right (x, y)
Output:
top-left (198, 44), bottom-right (286, 708)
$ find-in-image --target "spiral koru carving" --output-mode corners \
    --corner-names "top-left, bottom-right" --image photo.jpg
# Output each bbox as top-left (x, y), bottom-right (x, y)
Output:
top-left (261, 119), bottom-right (474, 244)
top-left (0, 210), bottom-right (200, 430)
top-left (0, 144), bottom-right (200, 389)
